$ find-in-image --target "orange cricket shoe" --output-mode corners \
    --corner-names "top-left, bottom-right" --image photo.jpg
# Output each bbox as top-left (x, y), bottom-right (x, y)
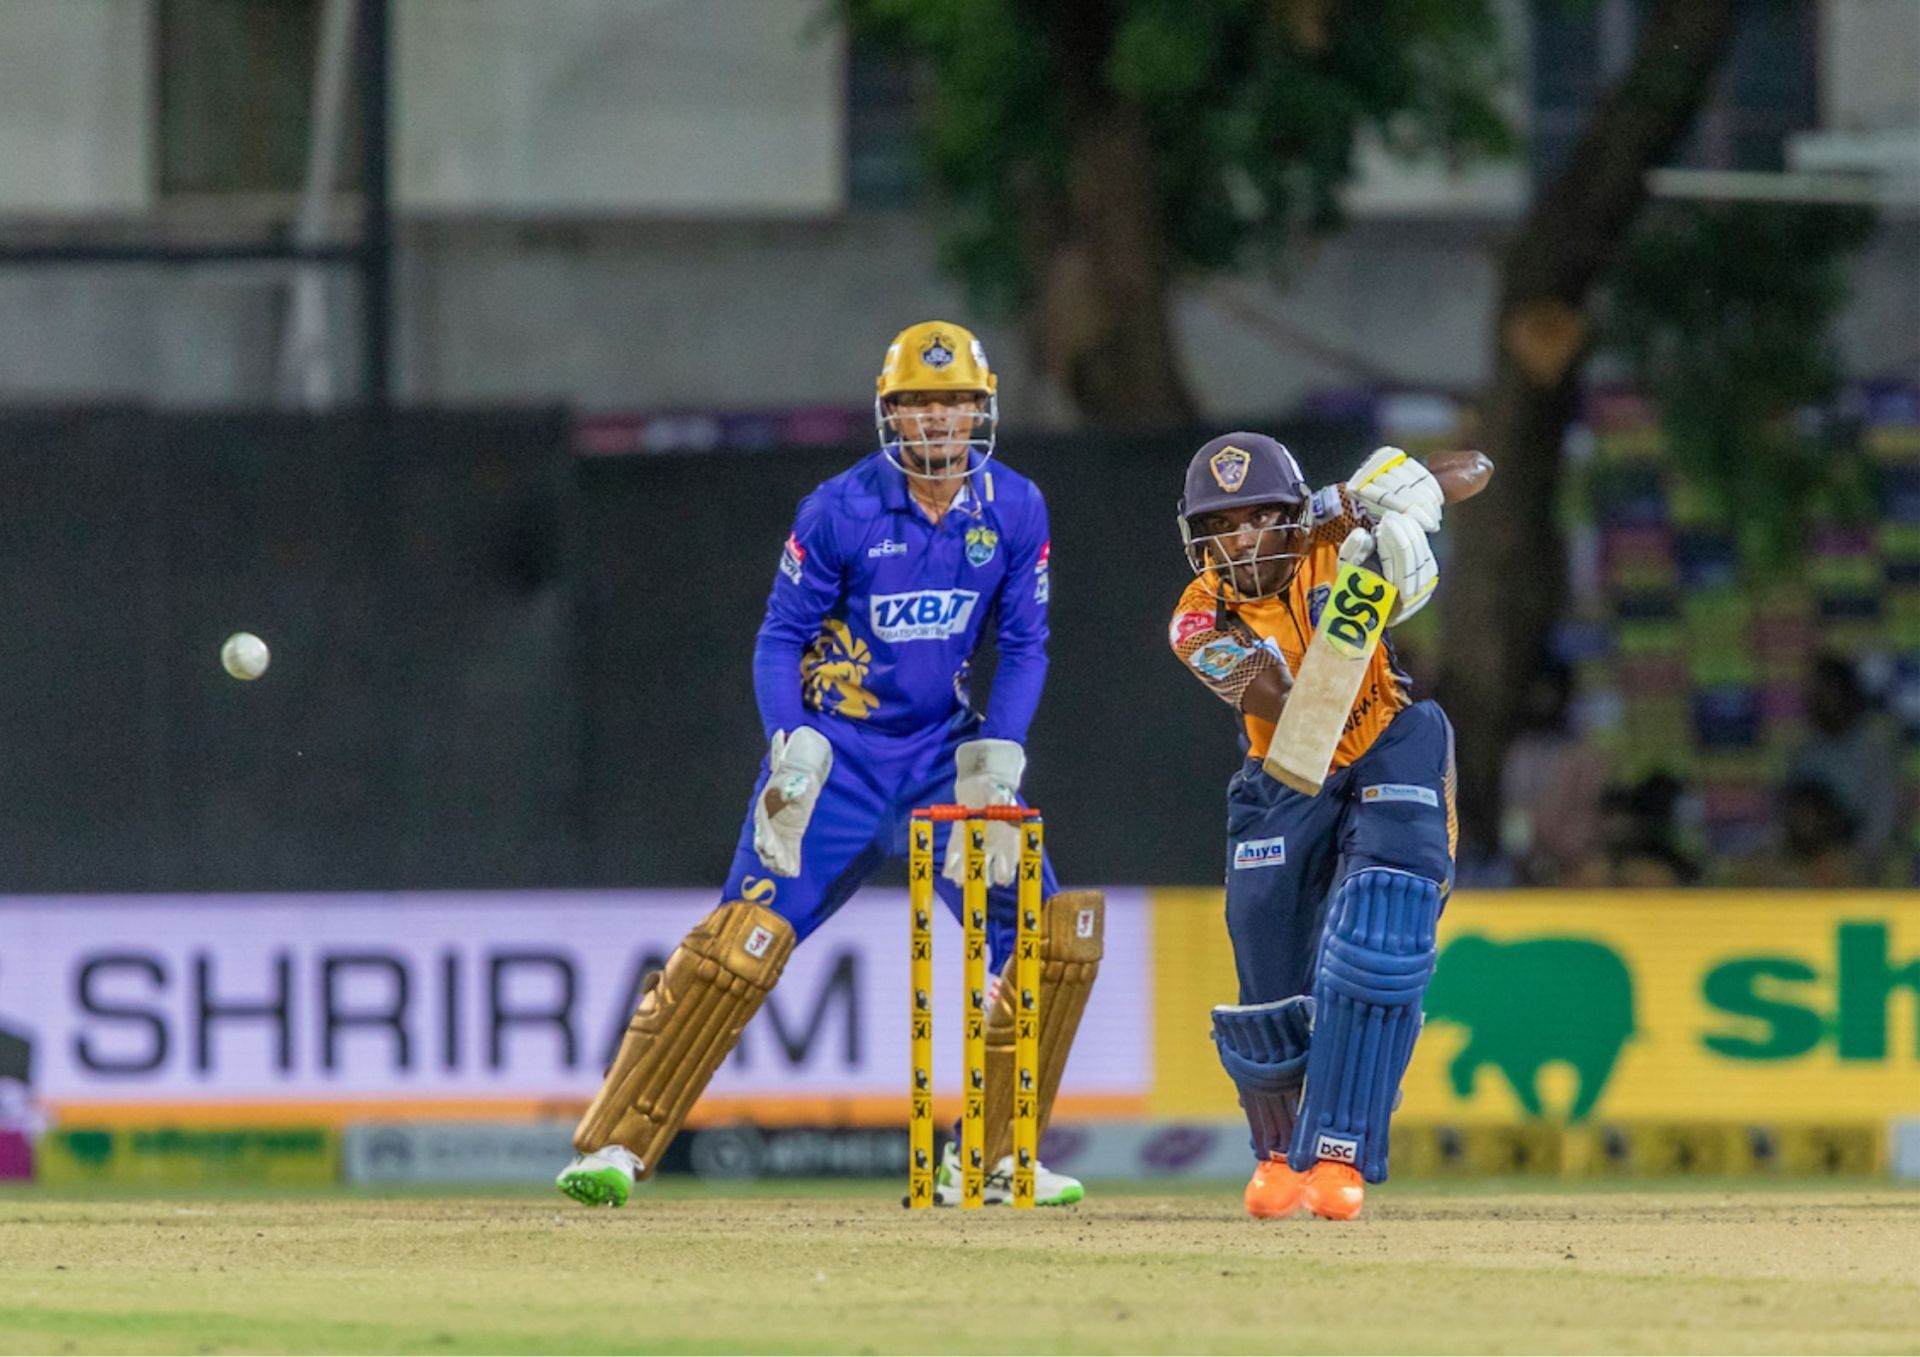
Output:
top-left (1301, 1160), bottom-right (1365, 1220)
top-left (1243, 1155), bottom-right (1306, 1219)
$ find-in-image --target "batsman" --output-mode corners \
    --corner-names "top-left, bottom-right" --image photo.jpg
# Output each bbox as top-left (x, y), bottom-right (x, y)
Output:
top-left (557, 321), bottom-right (1101, 1208)
top-left (1168, 433), bottom-right (1490, 1220)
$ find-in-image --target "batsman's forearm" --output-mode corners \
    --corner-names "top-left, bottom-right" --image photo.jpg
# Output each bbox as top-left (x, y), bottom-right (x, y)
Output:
top-left (1239, 664), bottom-right (1292, 725)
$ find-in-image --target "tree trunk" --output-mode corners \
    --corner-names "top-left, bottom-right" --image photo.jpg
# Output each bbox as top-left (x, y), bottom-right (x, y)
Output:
top-left (1024, 1), bottom-right (1195, 425)
top-left (1440, 0), bottom-right (1741, 857)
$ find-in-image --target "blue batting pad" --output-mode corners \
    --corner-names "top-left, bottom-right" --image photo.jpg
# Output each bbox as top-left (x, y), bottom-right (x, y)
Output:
top-left (1288, 868), bottom-right (1439, 1182)
top-left (1211, 995), bottom-right (1314, 1160)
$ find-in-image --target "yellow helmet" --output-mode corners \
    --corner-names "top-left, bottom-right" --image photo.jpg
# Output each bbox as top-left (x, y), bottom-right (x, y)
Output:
top-left (874, 320), bottom-right (999, 480)
top-left (876, 321), bottom-right (998, 399)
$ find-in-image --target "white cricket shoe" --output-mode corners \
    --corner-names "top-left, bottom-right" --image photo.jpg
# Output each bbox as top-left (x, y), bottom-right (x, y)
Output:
top-left (932, 1141), bottom-right (1084, 1206)
top-left (555, 1145), bottom-right (642, 1207)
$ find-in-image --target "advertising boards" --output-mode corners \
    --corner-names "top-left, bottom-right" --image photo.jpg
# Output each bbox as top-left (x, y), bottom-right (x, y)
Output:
top-left (0, 890), bottom-right (1150, 1126)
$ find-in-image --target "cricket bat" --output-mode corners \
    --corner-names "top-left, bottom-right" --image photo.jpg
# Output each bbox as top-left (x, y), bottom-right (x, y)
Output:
top-left (1262, 559), bottom-right (1397, 795)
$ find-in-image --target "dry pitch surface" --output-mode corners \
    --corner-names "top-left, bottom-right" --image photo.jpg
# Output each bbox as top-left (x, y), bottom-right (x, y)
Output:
top-left (3, 1181), bottom-right (1918, 1355)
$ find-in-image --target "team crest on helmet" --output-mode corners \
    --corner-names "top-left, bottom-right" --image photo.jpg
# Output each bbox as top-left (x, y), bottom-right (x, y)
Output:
top-left (921, 335), bottom-right (955, 369)
top-left (1209, 445), bottom-right (1252, 492)
top-left (964, 526), bottom-right (999, 567)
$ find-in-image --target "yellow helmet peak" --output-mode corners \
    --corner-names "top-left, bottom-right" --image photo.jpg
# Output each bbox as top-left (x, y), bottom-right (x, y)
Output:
top-left (876, 321), bottom-right (997, 399)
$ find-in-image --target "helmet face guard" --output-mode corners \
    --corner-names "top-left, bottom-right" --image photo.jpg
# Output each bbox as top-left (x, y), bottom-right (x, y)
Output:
top-left (1179, 499), bottom-right (1311, 601)
top-left (875, 321), bottom-right (999, 481)
top-left (876, 392), bottom-right (998, 481)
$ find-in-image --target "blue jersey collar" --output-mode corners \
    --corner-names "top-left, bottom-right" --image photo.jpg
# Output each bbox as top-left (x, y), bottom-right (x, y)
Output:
top-left (877, 447), bottom-right (985, 518)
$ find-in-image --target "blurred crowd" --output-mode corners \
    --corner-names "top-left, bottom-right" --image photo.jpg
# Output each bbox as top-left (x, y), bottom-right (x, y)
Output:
top-left (1491, 653), bottom-right (1906, 889)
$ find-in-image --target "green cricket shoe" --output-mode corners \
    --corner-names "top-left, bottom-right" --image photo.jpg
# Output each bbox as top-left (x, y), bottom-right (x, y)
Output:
top-left (932, 1141), bottom-right (1085, 1207)
top-left (556, 1147), bottom-right (640, 1207)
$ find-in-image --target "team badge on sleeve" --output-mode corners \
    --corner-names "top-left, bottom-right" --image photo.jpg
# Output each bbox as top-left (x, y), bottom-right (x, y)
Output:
top-left (779, 533), bottom-right (806, 584)
top-left (1189, 637), bottom-right (1251, 681)
top-left (964, 526), bottom-right (999, 567)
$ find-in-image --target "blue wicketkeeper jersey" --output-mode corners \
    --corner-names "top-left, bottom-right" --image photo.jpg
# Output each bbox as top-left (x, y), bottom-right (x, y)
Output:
top-left (753, 450), bottom-right (1051, 743)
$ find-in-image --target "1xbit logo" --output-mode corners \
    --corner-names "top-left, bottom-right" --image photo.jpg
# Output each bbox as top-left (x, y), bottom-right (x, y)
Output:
top-left (869, 590), bottom-right (980, 643)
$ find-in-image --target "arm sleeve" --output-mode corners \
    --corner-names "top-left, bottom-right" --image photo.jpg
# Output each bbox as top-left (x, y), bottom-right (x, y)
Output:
top-left (752, 492), bottom-right (842, 740)
top-left (1168, 576), bottom-right (1285, 712)
top-left (981, 490), bottom-right (1051, 743)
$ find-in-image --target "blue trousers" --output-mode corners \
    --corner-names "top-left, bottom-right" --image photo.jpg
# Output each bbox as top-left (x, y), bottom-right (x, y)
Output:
top-left (720, 714), bottom-right (1060, 970)
top-left (1225, 701), bottom-right (1456, 1003)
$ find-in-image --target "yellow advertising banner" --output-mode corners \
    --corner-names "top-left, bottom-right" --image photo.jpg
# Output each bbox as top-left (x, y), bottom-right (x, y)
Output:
top-left (1150, 890), bottom-right (1920, 1124)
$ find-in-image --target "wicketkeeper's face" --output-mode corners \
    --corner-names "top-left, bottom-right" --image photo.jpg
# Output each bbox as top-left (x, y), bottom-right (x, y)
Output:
top-left (885, 391), bottom-right (990, 478)
top-left (1191, 501), bottom-right (1309, 599)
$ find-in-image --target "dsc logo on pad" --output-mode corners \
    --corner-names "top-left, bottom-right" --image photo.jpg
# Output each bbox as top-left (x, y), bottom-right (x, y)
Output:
top-left (870, 590), bottom-right (980, 643)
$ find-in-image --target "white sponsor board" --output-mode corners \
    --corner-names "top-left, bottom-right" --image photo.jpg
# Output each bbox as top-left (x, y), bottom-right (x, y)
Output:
top-left (0, 890), bottom-right (1149, 1111)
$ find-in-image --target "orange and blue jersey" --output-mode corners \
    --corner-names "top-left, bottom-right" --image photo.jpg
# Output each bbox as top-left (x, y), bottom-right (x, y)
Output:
top-left (754, 450), bottom-right (1050, 743)
top-left (1168, 485), bottom-right (1410, 768)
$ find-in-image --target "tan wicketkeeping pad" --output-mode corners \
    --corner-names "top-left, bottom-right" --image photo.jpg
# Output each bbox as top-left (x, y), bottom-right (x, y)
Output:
top-left (984, 889), bottom-right (1104, 1167)
top-left (571, 899), bottom-right (796, 1173)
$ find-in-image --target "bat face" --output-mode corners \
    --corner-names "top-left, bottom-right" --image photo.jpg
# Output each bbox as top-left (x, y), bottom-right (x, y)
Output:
top-left (1263, 560), bottom-right (1397, 795)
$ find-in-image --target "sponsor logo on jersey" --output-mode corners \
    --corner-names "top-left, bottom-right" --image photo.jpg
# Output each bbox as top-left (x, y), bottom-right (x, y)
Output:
top-left (870, 589), bottom-right (981, 642)
top-left (1314, 1133), bottom-right (1359, 1164)
top-left (921, 335), bottom-right (955, 369)
top-left (740, 876), bottom-right (778, 905)
top-left (1233, 836), bottom-right (1287, 869)
top-left (1209, 444), bottom-right (1251, 492)
top-left (1170, 610), bottom-right (1213, 646)
top-left (1362, 783), bottom-right (1439, 807)
top-left (964, 525), bottom-right (999, 567)
top-left (1189, 637), bottom-right (1250, 681)
top-left (1307, 583), bottom-right (1331, 627)
top-left (779, 533), bottom-right (806, 584)
top-left (1033, 540), bottom-right (1051, 603)
top-left (867, 539), bottom-right (908, 558)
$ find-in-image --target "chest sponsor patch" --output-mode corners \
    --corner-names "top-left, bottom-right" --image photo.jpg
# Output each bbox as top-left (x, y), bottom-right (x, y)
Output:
top-left (870, 589), bottom-right (981, 643)
top-left (1361, 783), bottom-right (1439, 807)
top-left (1306, 583), bottom-right (1331, 628)
top-left (1170, 610), bottom-right (1213, 646)
top-left (779, 533), bottom-right (807, 584)
top-left (1233, 836), bottom-right (1287, 869)
top-left (867, 539), bottom-right (908, 558)
top-left (1188, 637), bottom-right (1251, 681)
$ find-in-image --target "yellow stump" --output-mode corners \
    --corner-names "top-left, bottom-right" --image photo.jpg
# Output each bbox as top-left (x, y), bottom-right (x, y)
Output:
top-left (1012, 818), bottom-right (1042, 1208)
top-left (960, 819), bottom-right (988, 1210)
top-left (907, 816), bottom-right (935, 1210)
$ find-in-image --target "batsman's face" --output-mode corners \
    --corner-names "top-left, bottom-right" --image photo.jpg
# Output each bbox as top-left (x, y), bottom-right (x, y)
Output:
top-left (887, 391), bottom-right (988, 478)
top-left (1193, 502), bottom-right (1307, 598)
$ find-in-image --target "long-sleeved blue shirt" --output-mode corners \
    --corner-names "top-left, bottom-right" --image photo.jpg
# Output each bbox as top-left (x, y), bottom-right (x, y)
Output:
top-left (753, 450), bottom-right (1050, 744)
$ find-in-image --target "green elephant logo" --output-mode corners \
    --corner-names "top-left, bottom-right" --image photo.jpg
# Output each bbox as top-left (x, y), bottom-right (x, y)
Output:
top-left (1424, 935), bottom-right (1636, 1122)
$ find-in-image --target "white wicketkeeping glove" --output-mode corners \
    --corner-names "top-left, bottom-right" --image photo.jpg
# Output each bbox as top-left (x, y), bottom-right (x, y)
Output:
top-left (1348, 447), bottom-right (1443, 533)
top-left (751, 726), bottom-right (833, 878)
top-left (943, 738), bottom-right (1026, 888)
top-left (1339, 510), bottom-right (1438, 625)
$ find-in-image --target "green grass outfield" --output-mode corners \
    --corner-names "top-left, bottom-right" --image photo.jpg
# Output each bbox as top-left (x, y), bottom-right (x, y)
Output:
top-left (3, 1179), bottom-right (1918, 1354)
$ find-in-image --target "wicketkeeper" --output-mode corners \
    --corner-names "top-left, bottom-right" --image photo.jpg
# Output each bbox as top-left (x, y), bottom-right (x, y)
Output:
top-left (1168, 433), bottom-right (1483, 1220)
top-left (557, 321), bottom-right (1102, 1208)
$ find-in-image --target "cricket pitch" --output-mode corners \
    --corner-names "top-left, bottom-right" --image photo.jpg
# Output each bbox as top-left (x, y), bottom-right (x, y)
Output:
top-left (3, 1181), bottom-right (1917, 1354)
